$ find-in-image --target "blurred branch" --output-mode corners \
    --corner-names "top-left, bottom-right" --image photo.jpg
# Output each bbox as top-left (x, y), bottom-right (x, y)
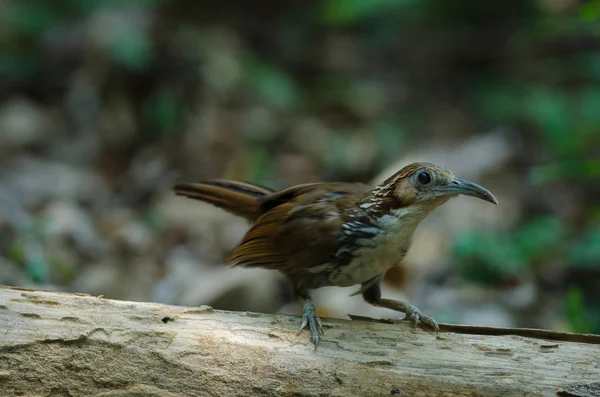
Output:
top-left (1, 285), bottom-right (600, 396)
top-left (349, 315), bottom-right (600, 345)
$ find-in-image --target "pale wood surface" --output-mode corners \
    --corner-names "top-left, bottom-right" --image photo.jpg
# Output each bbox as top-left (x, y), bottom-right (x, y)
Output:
top-left (1, 285), bottom-right (599, 397)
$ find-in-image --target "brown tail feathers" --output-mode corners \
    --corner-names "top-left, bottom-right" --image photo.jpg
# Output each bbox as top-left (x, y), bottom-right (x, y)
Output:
top-left (174, 179), bottom-right (327, 222)
top-left (173, 180), bottom-right (275, 221)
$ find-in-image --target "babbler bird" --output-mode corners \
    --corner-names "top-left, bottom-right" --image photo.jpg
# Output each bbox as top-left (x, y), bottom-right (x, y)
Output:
top-left (174, 162), bottom-right (497, 348)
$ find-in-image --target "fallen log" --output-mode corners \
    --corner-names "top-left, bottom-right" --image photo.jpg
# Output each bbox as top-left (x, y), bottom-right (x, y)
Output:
top-left (1, 285), bottom-right (599, 397)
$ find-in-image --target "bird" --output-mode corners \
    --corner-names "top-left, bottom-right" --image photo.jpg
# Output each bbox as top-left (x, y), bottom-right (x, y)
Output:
top-left (173, 162), bottom-right (498, 349)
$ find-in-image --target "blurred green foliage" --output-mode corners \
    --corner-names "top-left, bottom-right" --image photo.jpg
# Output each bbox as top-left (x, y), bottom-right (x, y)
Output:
top-left (566, 286), bottom-right (594, 334)
top-left (143, 90), bottom-right (182, 133)
top-left (321, 0), bottom-right (416, 26)
top-left (110, 28), bottom-right (155, 70)
top-left (244, 56), bottom-right (302, 111)
top-left (453, 217), bottom-right (563, 284)
top-left (479, 81), bottom-right (600, 185)
top-left (569, 226), bottom-right (600, 269)
top-left (454, 217), bottom-right (599, 333)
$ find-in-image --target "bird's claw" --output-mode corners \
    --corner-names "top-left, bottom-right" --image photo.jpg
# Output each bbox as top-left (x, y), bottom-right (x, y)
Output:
top-left (297, 301), bottom-right (324, 350)
top-left (405, 305), bottom-right (439, 333)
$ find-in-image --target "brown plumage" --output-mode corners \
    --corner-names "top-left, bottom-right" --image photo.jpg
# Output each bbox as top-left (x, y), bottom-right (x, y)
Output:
top-left (172, 180), bottom-right (275, 221)
top-left (174, 162), bottom-right (497, 348)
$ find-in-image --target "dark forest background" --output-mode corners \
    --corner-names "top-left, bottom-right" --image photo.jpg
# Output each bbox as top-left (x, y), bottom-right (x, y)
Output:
top-left (1, 0), bottom-right (599, 334)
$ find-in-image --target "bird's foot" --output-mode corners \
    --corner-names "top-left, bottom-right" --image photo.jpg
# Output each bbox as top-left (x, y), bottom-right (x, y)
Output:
top-left (297, 301), bottom-right (324, 350)
top-left (404, 304), bottom-right (439, 333)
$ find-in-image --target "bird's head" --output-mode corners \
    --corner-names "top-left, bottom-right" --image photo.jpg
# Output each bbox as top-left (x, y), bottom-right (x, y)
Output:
top-left (375, 162), bottom-right (498, 212)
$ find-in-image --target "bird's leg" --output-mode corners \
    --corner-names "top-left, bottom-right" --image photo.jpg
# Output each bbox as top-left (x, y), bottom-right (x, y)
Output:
top-left (297, 297), bottom-right (324, 350)
top-left (361, 277), bottom-right (439, 332)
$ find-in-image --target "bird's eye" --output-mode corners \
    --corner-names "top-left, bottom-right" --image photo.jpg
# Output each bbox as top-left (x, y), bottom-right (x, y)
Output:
top-left (417, 171), bottom-right (431, 185)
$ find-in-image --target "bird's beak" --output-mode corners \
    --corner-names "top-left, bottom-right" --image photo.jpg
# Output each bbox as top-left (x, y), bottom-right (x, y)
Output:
top-left (436, 178), bottom-right (498, 205)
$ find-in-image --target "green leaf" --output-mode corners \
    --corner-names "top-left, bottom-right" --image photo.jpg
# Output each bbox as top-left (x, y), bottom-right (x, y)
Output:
top-left (26, 257), bottom-right (48, 283)
top-left (565, 286), bottom-right (593, 334)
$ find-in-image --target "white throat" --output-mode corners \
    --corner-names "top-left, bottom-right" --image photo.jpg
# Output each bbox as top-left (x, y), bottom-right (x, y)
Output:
top-left (329, 204), bottom-right (434, 287)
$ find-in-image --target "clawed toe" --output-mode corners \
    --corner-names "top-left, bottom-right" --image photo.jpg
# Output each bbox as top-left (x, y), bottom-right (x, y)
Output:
top-left (298, 301), bottom-right (324, 350)
top-left (405, 306), bottom-right (438, 333)
top-left (405, 307), bottom-right (420, 325)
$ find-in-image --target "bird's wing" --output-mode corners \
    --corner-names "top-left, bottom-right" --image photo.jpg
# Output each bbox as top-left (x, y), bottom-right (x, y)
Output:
top-left (229, 182), bottom-right (371, 271)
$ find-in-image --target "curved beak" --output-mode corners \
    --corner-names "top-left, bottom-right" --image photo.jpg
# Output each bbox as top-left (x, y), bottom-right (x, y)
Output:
top-left (436, 178), bottom-right (498, 205)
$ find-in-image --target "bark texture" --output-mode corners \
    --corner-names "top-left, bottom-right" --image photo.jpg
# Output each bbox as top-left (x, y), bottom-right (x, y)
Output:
top-left (1, 285), bottom-right (599, 397)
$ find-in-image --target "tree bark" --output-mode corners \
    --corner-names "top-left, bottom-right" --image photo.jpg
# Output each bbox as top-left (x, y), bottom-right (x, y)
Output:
top-left (1, 285), bottom-right (599, 397)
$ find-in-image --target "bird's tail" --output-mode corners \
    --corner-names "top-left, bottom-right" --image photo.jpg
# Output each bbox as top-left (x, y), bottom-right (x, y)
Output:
top-left (173, 180), bottom-right (275, 221)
